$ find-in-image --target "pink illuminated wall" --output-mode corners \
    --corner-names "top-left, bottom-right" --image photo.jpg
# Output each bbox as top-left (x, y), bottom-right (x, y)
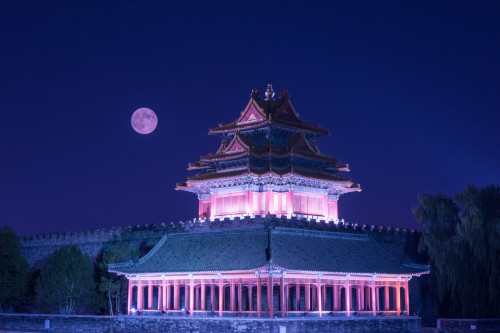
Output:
top-left (199, 190), bottom-right (339, 220)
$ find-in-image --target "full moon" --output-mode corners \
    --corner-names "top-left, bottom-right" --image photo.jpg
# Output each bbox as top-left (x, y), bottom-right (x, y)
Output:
top-left (131, 108), bottom-right (158, 134)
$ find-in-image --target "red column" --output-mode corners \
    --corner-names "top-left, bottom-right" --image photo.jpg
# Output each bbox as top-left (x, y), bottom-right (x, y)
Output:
top-left (238, 282), bottom-right (243, 312)
top-left (257, 275), bottom-right (261, 317)
top-left (305, 283), bottom-right (310, 311)
top-left (218, 279), bottom-right (223, 317)
top-left (268, 275), bottom-right (273, 318)
top-left (210, 283), bottom-right (215, 311)
top-left (266, 190), bottom-right (272, 215)
top-left (127, 280), bottom-right (132, 314)
top-left (148, 281), bottom-right (153, 309)
top-left (184, 283), bottom-right (189, 311)
top-left (230, 280), bottom-right (235, 312)
top-left (295, 284), bottom-right (300, 311)
top-left (162, 280), bottom-right (167, 311)
top-left (166, 282), bottom-right (171, 310)
top-left (317, 278), bottom-right (322, 317)
top-left (371, 280), bottom-right (376, 316)
top-left (385, 283), bottom-right (390, 312)
top-left (396, 279), bottom-right (401, 316)
top-left (346, 279), bottom-right (351, 317)
top-left (201, 281), bottom-right (206, 311)
top-left (322, 282), bottom-right (326, 311)
top-left (248, 284), bottom-right (253, 311)
top-left (174, 282), bottom-right (180, 310)
top-left (405, 281), bottom-right (410, 315)
top-left (280, 275), bottom-right (285, 317)
top-left (333, 285), bottom-right (339, 311)
top-left (137, 281), bottom-right (143, 310)
top-left (189, 280), bottom-right (194, 316)
top-left (157, 285), bottom-right (162, 310)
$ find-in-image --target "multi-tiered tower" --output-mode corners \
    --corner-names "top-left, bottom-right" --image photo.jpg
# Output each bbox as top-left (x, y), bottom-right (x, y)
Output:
top-left (177, 85), bottom-right (360, 221)
top-left (110, 85), bottom-right (428, 320)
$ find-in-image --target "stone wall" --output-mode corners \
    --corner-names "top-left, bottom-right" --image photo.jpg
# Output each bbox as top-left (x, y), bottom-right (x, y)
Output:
top-left (19, 215), bottom-right (423, 268)
top-left (0, 313), bottom-right (422, 333)
top-left (437, 318), bottom-right (500, 333)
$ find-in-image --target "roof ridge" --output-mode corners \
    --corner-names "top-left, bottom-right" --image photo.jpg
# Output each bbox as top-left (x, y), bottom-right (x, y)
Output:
top-left (167, 226), bottom-right (265, 237)
top-left (273, 227), bottom-right (367, 240)
top-left (366, 234), bottom-right (406, 266)
top-left (136, 233), bottom-right (170, 265)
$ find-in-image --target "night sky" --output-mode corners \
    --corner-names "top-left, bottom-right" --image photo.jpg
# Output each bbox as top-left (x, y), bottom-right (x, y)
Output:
top-left (1, 1), bottom-right (499, 236)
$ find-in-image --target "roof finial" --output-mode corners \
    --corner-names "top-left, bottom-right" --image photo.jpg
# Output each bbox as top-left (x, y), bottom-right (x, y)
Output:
top-left (265, 83), bottom-right (275, 101)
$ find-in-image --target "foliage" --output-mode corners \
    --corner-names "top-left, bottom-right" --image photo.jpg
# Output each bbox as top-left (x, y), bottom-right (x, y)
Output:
top-left (0, 226), bottom-right (30, 311)
top-left (414, 185), bottom-right (500, 318)
top-left (96, 242), bottom-right (138, 316)
top-left (35, 245), bottom-right (95, 314)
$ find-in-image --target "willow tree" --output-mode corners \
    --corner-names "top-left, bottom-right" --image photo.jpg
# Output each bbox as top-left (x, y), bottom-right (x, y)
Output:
top-left (414, 185), bottom-right (500, 318)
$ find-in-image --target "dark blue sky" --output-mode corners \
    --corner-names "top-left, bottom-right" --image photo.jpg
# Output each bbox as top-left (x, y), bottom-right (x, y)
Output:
top-left (1, 1), bottom-right (499, 235)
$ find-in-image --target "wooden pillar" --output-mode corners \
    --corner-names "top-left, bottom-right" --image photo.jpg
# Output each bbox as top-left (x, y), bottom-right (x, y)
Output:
top-left (137, 281), bottom-right (143, 310)
top-left (333, 284), bottom-right (339, 311)
top-left (267, 275), bottom-right (273, 318)
top-left (189, 280), bottom-right (194, 316)
top-left (322, 282), bottom-right (326, 311)
top-left (219, 279), bottom-right (223, 317)
top-left (346, 279), bottom-right (351, 317)
top-left (248, 284), bottom-right (253, 311)
top-left (312, 285), bottom-right (316, 311)
top-left (148, 281), bottom-right (153, 309)
top-left (230, 280), bottom-right (235, 312)
top-left (166, 282), bottom-right (171, 310)
top-left (201, 281), bottom-right (206, 311)
top-left (317, 278), bottom-right (322, 317)
top-left (360, 286), bottom-right (365, 311)
top-left (295, 284), bottom-right (300, 311)
top-left (127, 280), bottom-right (132, 314)
top-left (210, 283), bottom-right (215, 311)
top-left (405, 281), bottom-right (410, 315)
top-left (257, 276), bottom-right (262, 317)
top-left (385, 283), bottom-right (390, 312)
top-left (371, 281), bottom-right (376, 316)
top-left (238, 282), bottom-right (243, 312)
top-left (162, 280), bottom-right (167, 311)
top-left (280, 275), bottom-right (285, 317)
top-left (305, 283), bottom-right (310, 311)
top-left (173, 282), bottom-right (179, 310)
top-left (396, 279), bottom-right (401, 316)
top-left (157, 285), bottom-right (162, 310)
top-left (184, 283), bottom-right (189, 311)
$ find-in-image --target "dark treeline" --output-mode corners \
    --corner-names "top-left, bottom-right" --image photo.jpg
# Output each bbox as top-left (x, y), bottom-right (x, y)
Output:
top-left (0, 226), bottom-right (138, 315)
top-left (414, 185), bottom-right (500, 319)
top-left (1, 184), bottom-right (499, 319)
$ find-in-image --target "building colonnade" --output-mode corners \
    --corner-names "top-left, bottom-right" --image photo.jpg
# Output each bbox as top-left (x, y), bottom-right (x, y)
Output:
top-left (127, 273), bottom-right (410, 318)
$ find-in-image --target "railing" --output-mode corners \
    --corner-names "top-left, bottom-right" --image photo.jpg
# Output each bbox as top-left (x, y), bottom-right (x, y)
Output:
top-left (132, 309), bottom-right (410, 318)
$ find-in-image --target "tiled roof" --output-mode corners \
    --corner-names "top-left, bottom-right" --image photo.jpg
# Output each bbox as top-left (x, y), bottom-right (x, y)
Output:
top-left (109, 228), bottom-right (269, 274)
top-left (271, 228), bottom-right (422, 274)
top-left (109, 225), bottom-right (427, 276)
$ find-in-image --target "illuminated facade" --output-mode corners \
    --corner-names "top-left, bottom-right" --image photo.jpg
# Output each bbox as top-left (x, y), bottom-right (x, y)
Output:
top-left (109, 86), bottom-right (428, 318)
top-left (176, 85), bottom-right (360, 221)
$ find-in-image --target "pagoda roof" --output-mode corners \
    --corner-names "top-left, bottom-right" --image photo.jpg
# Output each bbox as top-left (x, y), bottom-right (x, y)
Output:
top-left (179, 168), bottom-right (356, 185)
top-left (193, 130), bottom-right (347, 168)
top-left (208, 89), bottom-right (329, 136)
top-left (108, 226), bottom-right (428, 276)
